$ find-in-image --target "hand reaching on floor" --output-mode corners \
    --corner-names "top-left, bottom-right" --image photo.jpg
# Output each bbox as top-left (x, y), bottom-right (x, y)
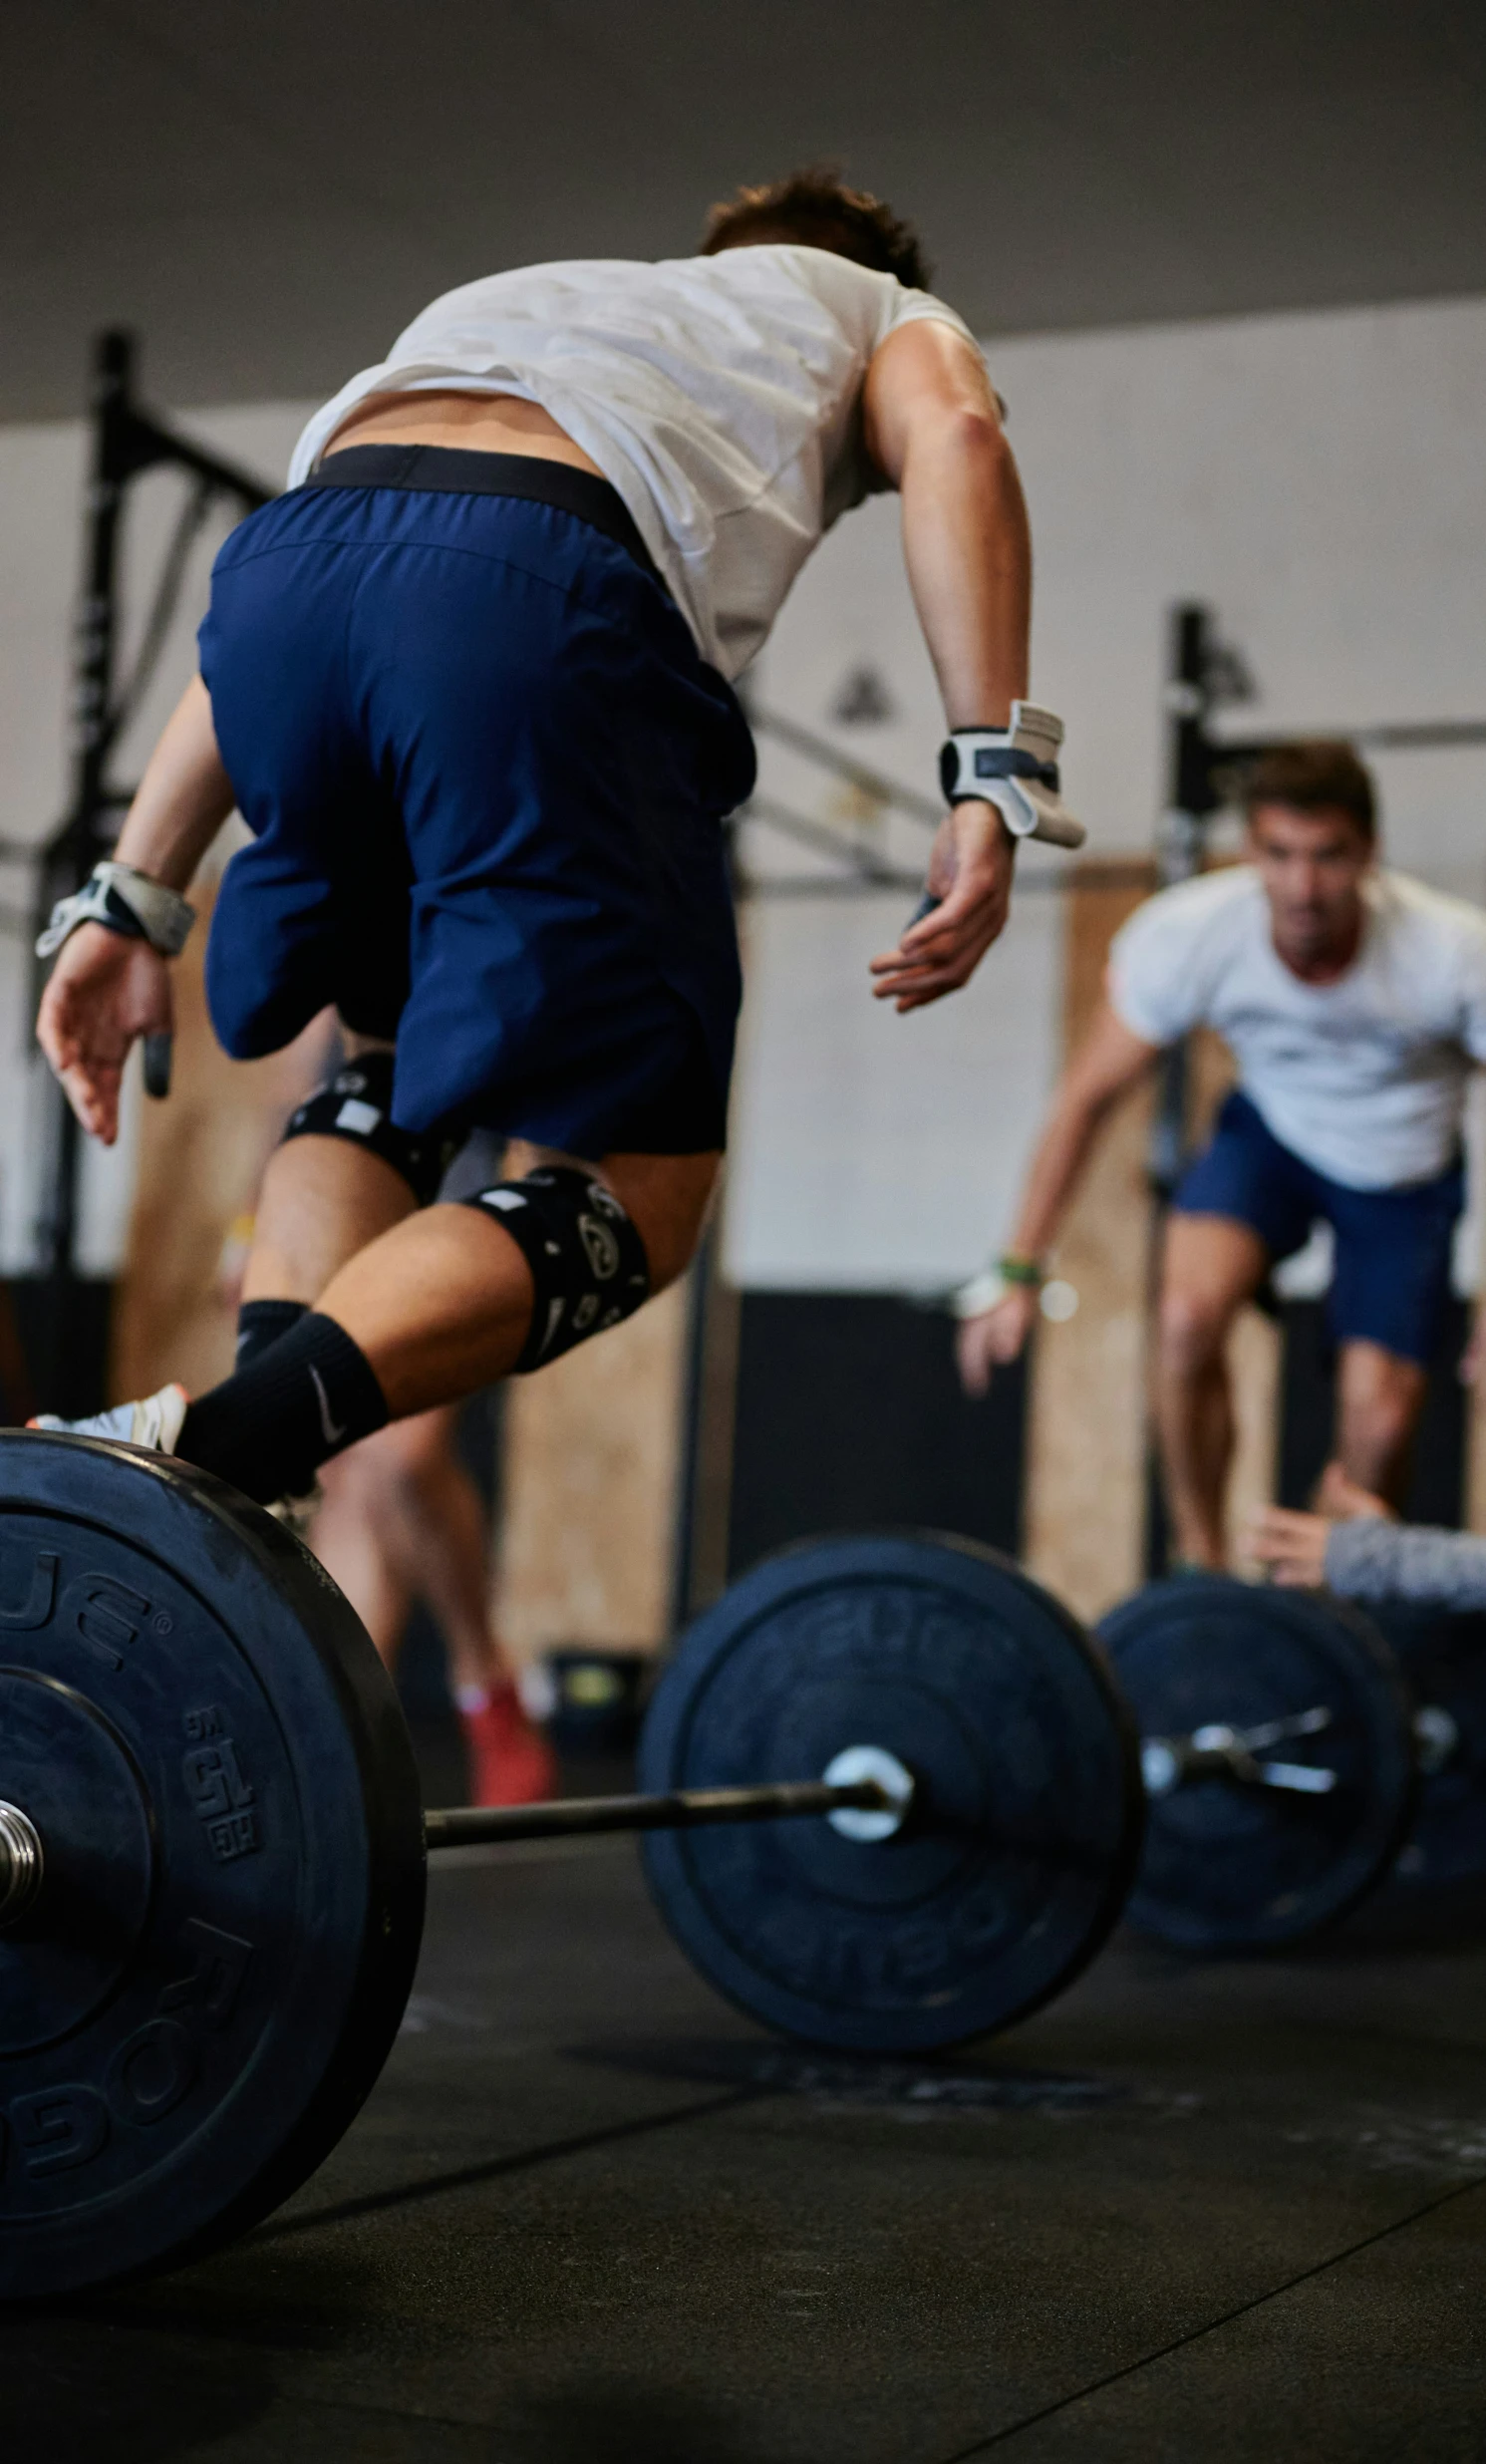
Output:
top-left (1245, 1506), bottom-right (1333, 1589)
top-left (1246, 1461), bottom-right (1395, 1589)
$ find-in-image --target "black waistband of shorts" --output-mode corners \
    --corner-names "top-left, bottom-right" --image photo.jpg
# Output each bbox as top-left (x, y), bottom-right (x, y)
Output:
top-left (303, 445), bottom-right (665, 591)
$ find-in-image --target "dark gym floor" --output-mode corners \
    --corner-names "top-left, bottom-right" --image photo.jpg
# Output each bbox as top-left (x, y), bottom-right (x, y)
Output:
top-left (6, 1727), bottom-right (1486, 2464)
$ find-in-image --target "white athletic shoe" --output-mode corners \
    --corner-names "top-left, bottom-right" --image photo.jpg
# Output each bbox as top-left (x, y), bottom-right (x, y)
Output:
top-left (30, 1385), bottom-right (318, 1528)
top-left (29, 1381), bottom-right (189, 1453)
top-left (267, 1484), bottom-right (323, 1539)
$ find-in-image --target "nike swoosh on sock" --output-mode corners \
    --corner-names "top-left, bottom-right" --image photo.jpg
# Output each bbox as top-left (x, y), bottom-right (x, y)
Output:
top-left (309, 1364), bottom-right (347, 1446)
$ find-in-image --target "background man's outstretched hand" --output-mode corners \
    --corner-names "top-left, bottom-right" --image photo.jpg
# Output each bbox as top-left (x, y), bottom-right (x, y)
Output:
top-left (956, 1284), bottom-right (1040, 1396)
top-left (37, 922), bottom-right (172, 1145)
top-left (869, 800), bottom-right (1015, 1012)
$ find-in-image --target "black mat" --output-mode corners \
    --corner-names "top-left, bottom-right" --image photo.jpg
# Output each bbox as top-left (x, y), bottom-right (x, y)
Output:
top-left (5, 1809), bottom-right (1486, 2461)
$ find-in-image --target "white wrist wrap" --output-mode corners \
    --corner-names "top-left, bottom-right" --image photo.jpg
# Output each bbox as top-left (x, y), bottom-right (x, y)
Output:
top-left (939, 704), bottom-right (1086, 850)
top-left (37, 861), bottom-right (196, 961)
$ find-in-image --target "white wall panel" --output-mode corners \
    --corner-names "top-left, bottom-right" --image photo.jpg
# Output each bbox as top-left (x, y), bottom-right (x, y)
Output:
top-left (723, 886), bottom-right (1063, 1292)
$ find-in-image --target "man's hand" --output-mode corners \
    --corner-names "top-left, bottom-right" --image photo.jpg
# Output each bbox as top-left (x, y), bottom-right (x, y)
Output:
top-left (1245, 1467), bottom-right (1394, 1588)
top-left (869, 801), bottom-right (1015, 1012)
top-left (1244, 1506), bottom-right (1333, 1589)
top-left (37, 923), bottom-right (172, 1145)
top-left (32, 674), bottom-right (234, 1140)
top-left (956, 1283), bottom-right (1039, 1396)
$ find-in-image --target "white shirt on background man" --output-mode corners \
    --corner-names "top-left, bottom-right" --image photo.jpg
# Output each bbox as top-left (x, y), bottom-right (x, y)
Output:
top-left (1107, 865), bottom-right (1486, 1190)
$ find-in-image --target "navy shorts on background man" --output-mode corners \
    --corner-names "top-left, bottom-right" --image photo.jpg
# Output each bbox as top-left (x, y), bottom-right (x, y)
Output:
top-left (1172, 1087), bottom-right (1463, 1365)
top-left (198, 447), bottom-right (755, 1159)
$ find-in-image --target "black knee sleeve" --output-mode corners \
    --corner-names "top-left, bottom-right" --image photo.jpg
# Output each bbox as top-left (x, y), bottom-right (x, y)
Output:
top-left (281, 1052), bottom-right (458, 1207)
top-left (463, 1166), bottom-right (651, 1372)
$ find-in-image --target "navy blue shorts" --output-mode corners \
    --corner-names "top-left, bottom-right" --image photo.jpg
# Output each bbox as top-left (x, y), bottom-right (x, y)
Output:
top-left (197, 447), bottom-right (754, 1156)
top-left (1171, 1088), bottom-right (1463, 1365)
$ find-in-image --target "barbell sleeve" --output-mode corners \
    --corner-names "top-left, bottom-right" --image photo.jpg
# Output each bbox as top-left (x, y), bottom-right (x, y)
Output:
top-left (1140, 1722), bottom-right (1340, 1799)
top-left (0, 1800), bottom-right (45, 1930)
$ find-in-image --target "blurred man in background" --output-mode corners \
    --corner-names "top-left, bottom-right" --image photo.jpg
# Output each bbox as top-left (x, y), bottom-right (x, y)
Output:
top-left (959, 743), bottom-right (1486, 1565)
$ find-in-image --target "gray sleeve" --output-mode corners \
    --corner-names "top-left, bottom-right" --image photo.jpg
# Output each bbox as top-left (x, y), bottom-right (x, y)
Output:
top-left (1325, 1516), bottom-right (1486, 1609)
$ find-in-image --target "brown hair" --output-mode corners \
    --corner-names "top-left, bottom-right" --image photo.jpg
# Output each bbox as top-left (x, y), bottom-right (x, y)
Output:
top-left (699, 167), bottom-right (932, 292)
top-left (1245, 740), bottom-right (1376, 840)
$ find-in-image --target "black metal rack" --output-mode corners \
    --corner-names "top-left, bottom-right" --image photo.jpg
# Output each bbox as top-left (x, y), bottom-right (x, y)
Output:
top-left (26, 331), bottom-right (273, 1408)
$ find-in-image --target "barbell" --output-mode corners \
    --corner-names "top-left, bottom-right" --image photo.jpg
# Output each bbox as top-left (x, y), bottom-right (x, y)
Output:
top-left (1097, 1571), bottom-right (1486, 1949)
top-left (1, 1428), bottom-right (1483, 2300)
top-left (1099, 1576), bottom-right (1418, 1951)
top-left (0, 1437), bottom-right (1141, 2300)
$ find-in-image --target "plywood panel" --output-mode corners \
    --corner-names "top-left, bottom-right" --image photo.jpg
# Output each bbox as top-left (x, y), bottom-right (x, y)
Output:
top-left (1023, 863), bottom-right (1156, 1622)
top-left (493, 1277), bottom-right (691, 1666)
top-left (111, 893), bottom-right (330, 1403)
top-left (1224, 1303), bottom-right (1283, 1569)
top-left (683, 1240), bottom-right (741, 1617)
top-left (1186, 1016), bottom-right (1282, 1565)
top-left (1023, 877), bottom-right (1283, 1611)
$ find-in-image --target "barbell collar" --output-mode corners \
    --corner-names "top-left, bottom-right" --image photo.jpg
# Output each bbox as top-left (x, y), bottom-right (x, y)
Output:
top-left (0, 1798), bottom-right (45, 1930)
top-left (1140, 1722), bottom-right (1339, 1800)
top-left (1412, 1702), bottom-right (1460, 1775)
top-left (424, 1770), bottom-right (913, 1851)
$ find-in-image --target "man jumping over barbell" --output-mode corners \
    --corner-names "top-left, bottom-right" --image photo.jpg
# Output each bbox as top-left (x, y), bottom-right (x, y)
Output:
top-left (33, 169), bottom-right (1080, 1510)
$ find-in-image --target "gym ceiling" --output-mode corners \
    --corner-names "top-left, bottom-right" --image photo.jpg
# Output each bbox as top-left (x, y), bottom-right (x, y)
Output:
top-left (4, 0), bottom-right (1485, 421)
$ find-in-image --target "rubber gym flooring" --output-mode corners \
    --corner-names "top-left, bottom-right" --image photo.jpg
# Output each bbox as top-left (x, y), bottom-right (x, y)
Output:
top-left (5, 1726), bottom-right (1486, 2463)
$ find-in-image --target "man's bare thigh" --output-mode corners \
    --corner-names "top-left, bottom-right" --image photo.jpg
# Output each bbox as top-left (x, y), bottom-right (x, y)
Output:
top-left (1161, 1212), bottom-right (1270, 1316)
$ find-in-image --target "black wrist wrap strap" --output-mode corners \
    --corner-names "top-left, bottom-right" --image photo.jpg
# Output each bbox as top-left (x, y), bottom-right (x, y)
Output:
top-left (281, 1053), bottom-right (460, 1207)
top-left (939, 742), bottom-right (1060, 802)
top-left (462, 1166), bottom-right (651, 1372)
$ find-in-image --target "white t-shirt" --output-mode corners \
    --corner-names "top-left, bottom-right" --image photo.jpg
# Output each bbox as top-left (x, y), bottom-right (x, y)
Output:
top-left (287, 247), bottom-right (976, 679)
top-left (1107, 866), bottom-right (1486, 1189)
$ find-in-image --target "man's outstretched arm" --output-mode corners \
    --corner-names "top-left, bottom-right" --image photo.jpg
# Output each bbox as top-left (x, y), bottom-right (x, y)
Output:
top-left (36, 676), bottom-right (236, 1143)
top-left (957, 1000), bottom-right (1160, 1393)
top-left (1245, 1478), bottom-right (1486, 1610)
top-left (862, 319), bottom-right (1032, 1011)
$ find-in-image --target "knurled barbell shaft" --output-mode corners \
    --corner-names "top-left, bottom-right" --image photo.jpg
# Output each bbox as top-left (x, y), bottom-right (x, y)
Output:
top-left (424, 1775), bottom-right (899, 1850)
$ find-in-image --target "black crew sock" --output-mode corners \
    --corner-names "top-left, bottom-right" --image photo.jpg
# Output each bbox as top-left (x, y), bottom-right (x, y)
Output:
top-left (234, 1296), bottom-right (308, 1369)
top-left (178, 1312), bottom-right (389, 1504)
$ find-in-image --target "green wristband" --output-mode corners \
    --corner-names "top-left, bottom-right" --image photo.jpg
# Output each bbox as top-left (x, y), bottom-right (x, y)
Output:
top-left (997, 1255), bottom-right (1043, 1288)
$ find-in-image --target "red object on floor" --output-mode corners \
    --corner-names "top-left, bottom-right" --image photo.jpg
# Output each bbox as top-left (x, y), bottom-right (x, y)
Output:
top-left (461, 1686), bottom-right (559, 1807)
